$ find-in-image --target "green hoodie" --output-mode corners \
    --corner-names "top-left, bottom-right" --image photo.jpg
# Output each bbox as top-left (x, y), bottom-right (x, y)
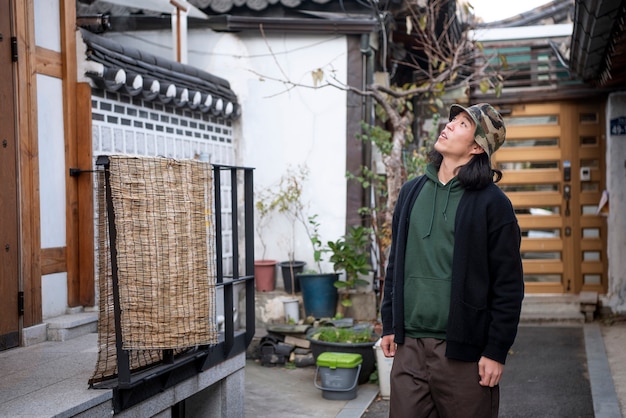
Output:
top-left (403, 163), bottom-right (465, 339)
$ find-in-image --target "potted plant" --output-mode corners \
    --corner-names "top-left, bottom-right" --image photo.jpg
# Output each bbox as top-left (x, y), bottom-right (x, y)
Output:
top-left (306, 324), bottom-right (379, 384)
top-left (256, 165), bottom-right (343, 317)
top-left (297, 215), bottom-right (340, 319)
top-left (327, 225), bottom-right (373, 313)
top-left (254, 191), bottom-right (279, 292)
top-left (255, 165), bottom-right (309, 294)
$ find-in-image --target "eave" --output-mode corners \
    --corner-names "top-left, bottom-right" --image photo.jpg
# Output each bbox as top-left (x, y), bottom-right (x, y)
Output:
top-left (79, 28), bottom-right (240, 119)
top-left (201, 14), bottom-right (379, 33)
top-left (570, 0), bottom-right (626, 87)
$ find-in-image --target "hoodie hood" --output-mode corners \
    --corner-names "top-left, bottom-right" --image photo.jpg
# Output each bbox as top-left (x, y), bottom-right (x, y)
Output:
top-left (422, 164), bottom-right (464, 238)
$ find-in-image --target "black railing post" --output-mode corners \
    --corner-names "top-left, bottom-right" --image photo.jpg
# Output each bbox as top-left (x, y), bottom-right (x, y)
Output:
top-left (213, 166), bottom-right (234, 356)
top-left (244, 167), bottom-right (256, 345)
top-left (213, 167), bottom-right (224, 285)
top-left (224, 168), bottom-right (238, 354)
top-left (230, 167), bottom-right (239, 281)
top-left (96, 155), bottom-right (131, 387)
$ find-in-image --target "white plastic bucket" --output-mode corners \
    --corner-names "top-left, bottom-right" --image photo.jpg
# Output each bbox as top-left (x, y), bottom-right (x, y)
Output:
top-left (374, 338), bottom-right (394, 399)
top-left (283, 298), bottom-right (300, 323)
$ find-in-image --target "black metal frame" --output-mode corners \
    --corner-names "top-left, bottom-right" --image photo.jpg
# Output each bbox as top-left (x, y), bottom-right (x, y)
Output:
top-left (95, 156), bottom-right (255, 412)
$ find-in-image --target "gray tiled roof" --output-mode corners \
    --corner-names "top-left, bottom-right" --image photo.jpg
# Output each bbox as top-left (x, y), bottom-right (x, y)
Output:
top-left (80, 29), bottom-right (240, 118)
top-left (570, 0), bottom-right (626, 86)
top-left (77, 0), bottom-right (379, 34)
top-left (189, 0), bottom-right (334, 14)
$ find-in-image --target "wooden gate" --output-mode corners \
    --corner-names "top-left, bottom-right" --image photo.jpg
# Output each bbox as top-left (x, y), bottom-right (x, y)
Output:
top-left (0, 1), bottom-right (21, 351)
top-left (494, 102), bottom-right (607, 294)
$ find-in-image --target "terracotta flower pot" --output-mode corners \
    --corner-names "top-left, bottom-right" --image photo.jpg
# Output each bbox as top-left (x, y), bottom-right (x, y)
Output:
top-left (254, 260), bottom-right (277, 291)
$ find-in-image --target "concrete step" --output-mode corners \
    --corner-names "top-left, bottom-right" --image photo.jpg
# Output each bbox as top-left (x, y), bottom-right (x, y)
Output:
top-left (520, 294), bottom-right (590, 325)
top-left (45, 309), bottom-right (99, 342)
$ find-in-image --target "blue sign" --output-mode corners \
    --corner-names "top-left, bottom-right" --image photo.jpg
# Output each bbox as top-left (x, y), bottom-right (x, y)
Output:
top-left (610, 117), bottom-right (626, 136)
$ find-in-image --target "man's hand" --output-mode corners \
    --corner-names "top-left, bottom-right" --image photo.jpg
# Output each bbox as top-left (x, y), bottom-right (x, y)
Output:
top-left (478, 356), bottom-right (504, 387)
top-left (381, 334), bottom-right (396, 357)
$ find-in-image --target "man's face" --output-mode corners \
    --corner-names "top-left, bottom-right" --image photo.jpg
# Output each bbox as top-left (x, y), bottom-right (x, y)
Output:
top-left (435, 111), bottom-right (484, 163)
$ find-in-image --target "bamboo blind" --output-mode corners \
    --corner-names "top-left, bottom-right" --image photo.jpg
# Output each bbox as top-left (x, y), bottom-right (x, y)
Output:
top-left (90, 156), bottom-right (217, 384)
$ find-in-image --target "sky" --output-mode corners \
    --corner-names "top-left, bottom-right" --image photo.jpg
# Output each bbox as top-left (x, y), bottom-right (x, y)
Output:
top-left (467, 0), bottom-right (552, 22)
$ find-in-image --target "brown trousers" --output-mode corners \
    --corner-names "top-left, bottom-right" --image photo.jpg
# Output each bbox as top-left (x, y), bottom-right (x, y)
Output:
top-left (389, 338), bottom-right (499, 418)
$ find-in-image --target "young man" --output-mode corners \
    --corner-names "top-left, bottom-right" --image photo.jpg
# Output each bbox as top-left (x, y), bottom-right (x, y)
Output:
top-left (380, 103), bottom-right (524, 417)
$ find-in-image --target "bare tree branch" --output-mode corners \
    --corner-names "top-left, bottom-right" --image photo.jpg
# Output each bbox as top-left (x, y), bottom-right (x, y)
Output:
top-left (252, 0), bottom-right (504, 280)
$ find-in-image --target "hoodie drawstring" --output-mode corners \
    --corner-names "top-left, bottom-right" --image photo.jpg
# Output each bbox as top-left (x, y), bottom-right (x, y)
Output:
top-left (423, 185), bottom-right (438, 238)
top-left (423, 180), bottom-right (454, 238)
top-left (442, 182), bottom-right (453, 222)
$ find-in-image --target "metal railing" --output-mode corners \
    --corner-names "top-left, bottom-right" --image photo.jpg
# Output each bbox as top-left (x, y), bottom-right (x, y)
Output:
top-left (95, 156), bottom-right (255, 412)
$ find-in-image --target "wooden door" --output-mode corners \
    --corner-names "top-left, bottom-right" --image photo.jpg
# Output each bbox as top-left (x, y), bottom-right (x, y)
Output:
top-left (494, 102), bottom-right (607, 294)
top-left (0, 1), bottom-right (21, 350)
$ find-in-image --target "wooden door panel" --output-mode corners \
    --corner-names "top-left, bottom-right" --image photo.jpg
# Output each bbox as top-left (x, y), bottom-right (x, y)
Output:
top-left (495, 102), bottom-right (607, 294)
top-left (0, 0), bottom-right (20, 350)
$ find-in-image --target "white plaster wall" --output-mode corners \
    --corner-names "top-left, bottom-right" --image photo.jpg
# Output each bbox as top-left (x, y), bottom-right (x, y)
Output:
top-left (606, 92), bottom-right (626, 313)
top-left (192, 32), bottom-right (349, 271)
top-left (41, 273), bottom-right (68, 319)
top-left (36, 73), bottom-right (69, 316)
top-left (31, 1), bottom-right (68, 320)
top-left (103, 30), bottom-right (350, 271)
top-left (36, 74), bottom-right (66, 249)
top-left (34, 0), bottom-right (61, 52)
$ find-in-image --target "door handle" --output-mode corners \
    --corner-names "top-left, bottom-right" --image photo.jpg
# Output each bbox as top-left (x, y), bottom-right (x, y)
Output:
top-left (564, 184), bottom-right (571, 216)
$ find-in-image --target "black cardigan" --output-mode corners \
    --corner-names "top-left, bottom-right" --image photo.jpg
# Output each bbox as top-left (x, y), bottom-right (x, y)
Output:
top-left (380, 176), bottom-right (524, 364)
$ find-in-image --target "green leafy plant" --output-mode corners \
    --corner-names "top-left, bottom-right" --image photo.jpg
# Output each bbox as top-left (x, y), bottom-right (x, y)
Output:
top-left (309, 327), bottom-right (377, 344)
top-left (306, 214), bottom-right (326, 273)
top-left (327, 225), bottom-right (372, 308)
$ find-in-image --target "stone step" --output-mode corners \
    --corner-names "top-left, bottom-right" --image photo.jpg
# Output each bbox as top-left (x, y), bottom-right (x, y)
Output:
top-left (519, 294), bottom-right (590, 325)
top-left (46, 310), bottom-right (99, 342)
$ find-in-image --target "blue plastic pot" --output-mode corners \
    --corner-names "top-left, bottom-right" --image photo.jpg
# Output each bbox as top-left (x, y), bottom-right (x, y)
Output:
top-left (298, 273), bottom-right (339, 318)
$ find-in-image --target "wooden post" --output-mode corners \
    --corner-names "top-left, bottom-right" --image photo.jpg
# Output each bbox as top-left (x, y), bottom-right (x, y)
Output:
top-left (170, 0), bottom-right (188, 63)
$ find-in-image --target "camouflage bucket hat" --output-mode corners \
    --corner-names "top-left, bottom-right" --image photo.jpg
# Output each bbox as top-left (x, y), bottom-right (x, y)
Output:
top-left (449, 103), bottom-right (506, 158)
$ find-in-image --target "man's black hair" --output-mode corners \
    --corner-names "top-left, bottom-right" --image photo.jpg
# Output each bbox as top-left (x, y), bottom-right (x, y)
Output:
top-left (427, 149), bottom-right (503, 190)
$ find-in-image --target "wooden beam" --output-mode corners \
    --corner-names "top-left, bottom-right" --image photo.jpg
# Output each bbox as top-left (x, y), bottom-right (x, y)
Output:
top-left (508, 192), bottom-right (562, 207)
top-left (41, 247), bottom-right (66, 275)
top-left (496, 147), bottom-right (561, 162)
top-left (60, 0), bottom-right (82, 307)
top-left (523, 259), bottom-right (563, 274)
top-left (517, 214), bottom-right (562, 229)
top-left (34, 46), bottom-right (62, 78)
top-left (505, 125), bottom-right (561, 139)
top-left (520, 239), bottom-right (562, 252)
top-left (76, 83), bottom-right (95, 306)
top-left (14, 0), bottom-right (43, 327)
top-left (501, 169), bottom-right (561, 185)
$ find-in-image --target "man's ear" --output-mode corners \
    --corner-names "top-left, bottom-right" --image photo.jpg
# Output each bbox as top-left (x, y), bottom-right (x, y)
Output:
top-left (470, 143), bottom-right (485, 155)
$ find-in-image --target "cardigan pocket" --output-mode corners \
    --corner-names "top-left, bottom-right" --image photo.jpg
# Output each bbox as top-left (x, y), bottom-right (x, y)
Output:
top-left (448, 299), bottom-right (489, 346)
